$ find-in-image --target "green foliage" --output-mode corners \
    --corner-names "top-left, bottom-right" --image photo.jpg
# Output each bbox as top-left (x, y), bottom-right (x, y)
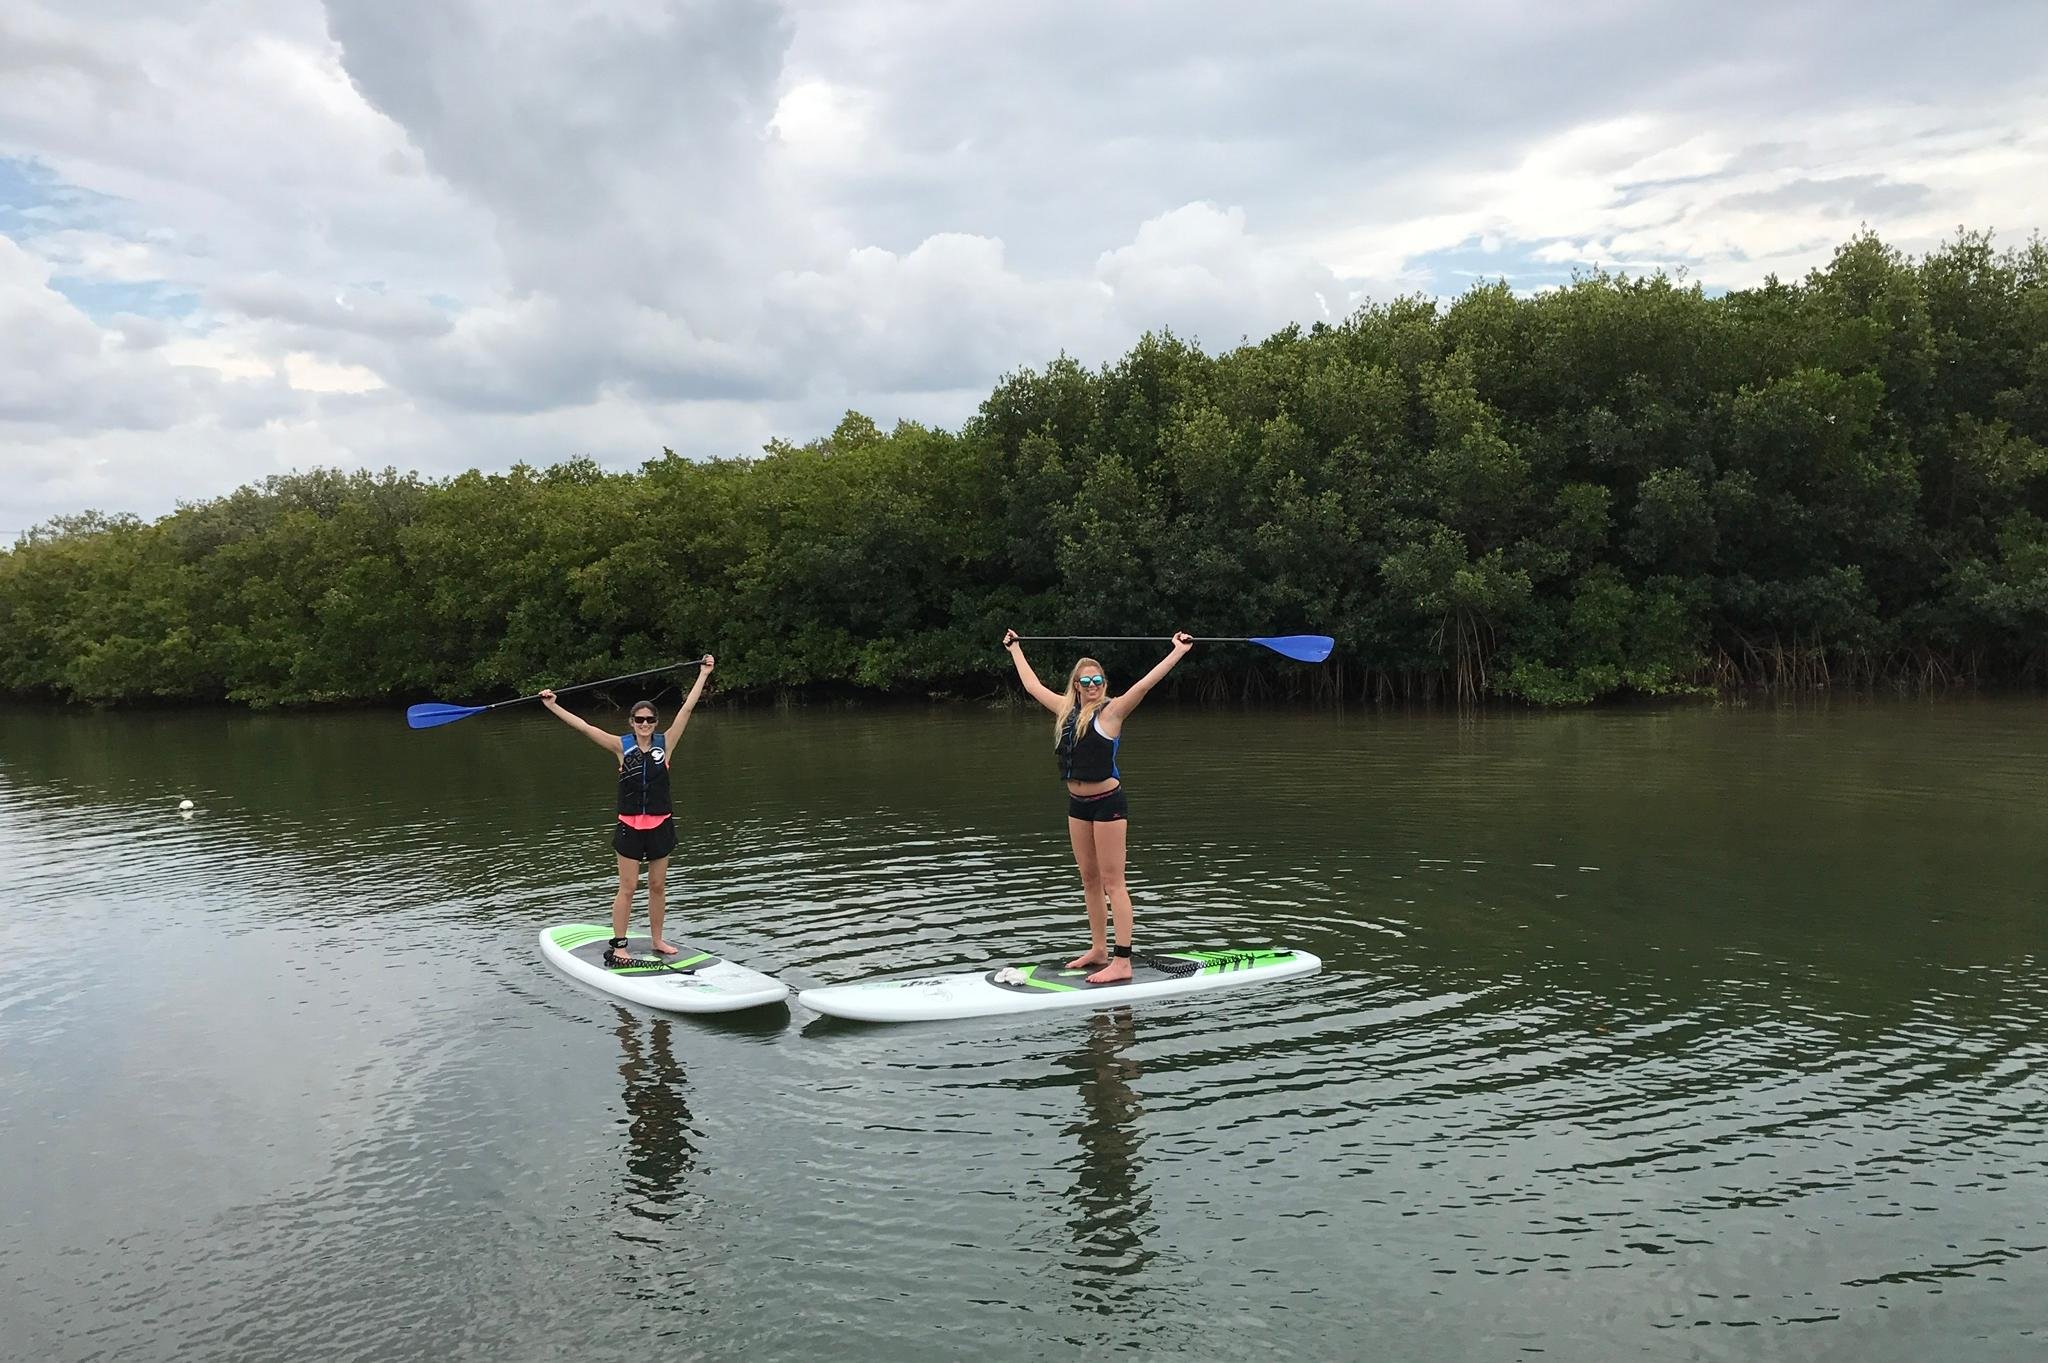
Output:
top-left (5, 228), bottom-right (2047, 707)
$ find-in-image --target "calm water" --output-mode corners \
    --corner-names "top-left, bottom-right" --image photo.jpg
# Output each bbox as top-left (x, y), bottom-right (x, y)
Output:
top-left (2, 696), bottom-right (2045, 1362)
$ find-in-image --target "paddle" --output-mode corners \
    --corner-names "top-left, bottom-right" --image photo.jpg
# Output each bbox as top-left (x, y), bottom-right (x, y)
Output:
top-left (405, 657), bottom-right (711, 730)
top-left (1012, 634), bottom-right (1335, 663)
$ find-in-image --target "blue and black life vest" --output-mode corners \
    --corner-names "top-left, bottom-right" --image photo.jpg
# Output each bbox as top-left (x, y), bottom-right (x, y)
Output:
top-left (617, 733), bottom-right (673, 816)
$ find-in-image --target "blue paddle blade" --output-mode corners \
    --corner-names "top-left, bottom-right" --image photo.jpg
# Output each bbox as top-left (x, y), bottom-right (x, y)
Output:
top-left (1251, 634), bottom-right (1335, 663)
top-left (406, 702), bottom-right (486, 729)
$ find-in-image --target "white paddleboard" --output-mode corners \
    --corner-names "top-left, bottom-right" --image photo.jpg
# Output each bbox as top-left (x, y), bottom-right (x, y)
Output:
top-left (539, 923), bottom-right (789, 1014)
top-left (797, 947), bottom-right (1320, 1023)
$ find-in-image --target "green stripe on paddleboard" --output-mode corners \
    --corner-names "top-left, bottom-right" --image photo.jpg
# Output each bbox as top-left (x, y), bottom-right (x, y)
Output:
top-left (550, 926), bottom-right (717, 974)
top-left (1017, 964), bottom-right (1079, 992)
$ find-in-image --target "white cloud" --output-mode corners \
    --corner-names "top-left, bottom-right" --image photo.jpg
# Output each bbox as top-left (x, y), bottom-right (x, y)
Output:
top-left (770, 79), bottom-right (873, 165)
top-left (0, 233), bottom-right (198, 430)
top-left (282, 352), bottom-right (382, 394)
top-left (1094, 203), bottom-right (1348, 346)
top-left (0, 0), bottom-right (2043, 535)
top-left (1312, 96), bottom-right (2048, 289)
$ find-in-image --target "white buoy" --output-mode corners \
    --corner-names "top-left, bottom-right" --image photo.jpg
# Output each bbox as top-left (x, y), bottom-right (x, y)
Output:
top-left (178, 798), bottom-right (195, 811)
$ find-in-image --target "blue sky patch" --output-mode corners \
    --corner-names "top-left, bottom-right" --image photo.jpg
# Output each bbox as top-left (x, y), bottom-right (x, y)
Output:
top-left (49, 276), bottom-right (201, 321)
top-left (1406, 235), bottom-right (1736, 300)
top-left (1, 156), bottom-right (122, 237)
top-left (1408, 237), bottom-right (1587, 296)
top-left (4, 156), bottom-right (197, 322)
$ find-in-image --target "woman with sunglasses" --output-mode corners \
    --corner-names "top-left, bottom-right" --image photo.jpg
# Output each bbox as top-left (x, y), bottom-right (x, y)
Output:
top-left (540, 657), bottom-right (715, 968)
top-left (1001, 629), bottom-right (1193, 984)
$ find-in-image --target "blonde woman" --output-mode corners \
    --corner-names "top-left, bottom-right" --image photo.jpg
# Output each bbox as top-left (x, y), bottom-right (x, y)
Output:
top-left (1001, 628), bottom-right (1193, 984)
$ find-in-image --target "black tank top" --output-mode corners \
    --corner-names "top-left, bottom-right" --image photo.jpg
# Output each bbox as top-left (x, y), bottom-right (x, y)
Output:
top-left (617, 734), bottom-right (673, 816)
top-left (1056, 707), bottom-right (1121, 782)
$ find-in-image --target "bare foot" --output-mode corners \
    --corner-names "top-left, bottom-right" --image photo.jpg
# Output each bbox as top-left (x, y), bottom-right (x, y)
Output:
top-left (604, 947), bottom-right (637, 968)
top-left (1085, 957), bottom-right (1133, 985)
top-left (652, 938), bottom-right (680, 956)
top-left (1066, 949), bottom-right (1109, 970)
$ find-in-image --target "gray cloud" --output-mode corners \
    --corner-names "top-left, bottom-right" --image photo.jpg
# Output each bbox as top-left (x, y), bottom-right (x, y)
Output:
top-left (1719, 174), bottom-right (1933, 217)
top-left (1, 0), bottom-right (2044, 532)
top-left (209, 276), bottom-right (452, 339)
top-left (324, 0), bottom-right (799, 306)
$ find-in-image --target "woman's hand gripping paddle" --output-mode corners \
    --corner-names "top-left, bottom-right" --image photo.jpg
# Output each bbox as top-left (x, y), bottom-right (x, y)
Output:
top-left (405, 657), bottom-right (711, 730)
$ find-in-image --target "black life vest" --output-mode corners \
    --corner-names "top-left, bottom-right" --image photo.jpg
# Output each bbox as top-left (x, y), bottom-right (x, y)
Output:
top-left (1056, 707), bottom-right (1120, 782)
top-left (617, 732), bottom-right (673, 816)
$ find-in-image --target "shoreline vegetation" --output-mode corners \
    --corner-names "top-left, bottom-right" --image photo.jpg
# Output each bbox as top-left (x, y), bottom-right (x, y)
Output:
top-left (4, 229), bottom-right (2044, 711)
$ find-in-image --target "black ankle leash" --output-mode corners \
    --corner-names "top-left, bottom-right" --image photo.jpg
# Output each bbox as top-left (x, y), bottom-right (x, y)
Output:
top-left (603, 937), bottom-right (698, 974)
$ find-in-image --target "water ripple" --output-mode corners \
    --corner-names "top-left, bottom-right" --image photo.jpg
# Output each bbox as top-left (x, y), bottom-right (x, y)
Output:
top-left (3, 700), bottom-right (2047, 1360)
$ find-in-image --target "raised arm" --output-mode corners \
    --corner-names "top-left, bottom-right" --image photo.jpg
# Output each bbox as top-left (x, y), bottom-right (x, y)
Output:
top-left (540, 688), bottom-right (623, 754)
top-left (1003, 629), bottom-right (1067, 714)
top-left (1100, 632), bottom-right (1193, 729)
top-left (665, 656), bottom-right (713, 746)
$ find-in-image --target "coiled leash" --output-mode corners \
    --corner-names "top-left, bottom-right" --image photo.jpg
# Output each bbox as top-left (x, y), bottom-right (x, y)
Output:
top-left (603, 937), bottom-right (699, 974)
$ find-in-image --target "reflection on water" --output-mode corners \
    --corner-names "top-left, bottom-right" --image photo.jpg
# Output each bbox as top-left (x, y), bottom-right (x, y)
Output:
top-left (616, 1011), bottom-right (698, 1223)
top-left (2, 697), bottom-right (2047, 1361)
top-left (1062, 1009), bottom-right (1153, 1304)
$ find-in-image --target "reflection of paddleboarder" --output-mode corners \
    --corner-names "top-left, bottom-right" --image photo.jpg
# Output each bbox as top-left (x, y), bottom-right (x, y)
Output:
top-left (615, 1010), bottom-right (696, 1209)
top-left (541, 657), bottom-right (714, 968)
top-left (1003, 629), bottom-right (1192, 983)
top-left (1065, 1009), bottom-right (1154, 1285)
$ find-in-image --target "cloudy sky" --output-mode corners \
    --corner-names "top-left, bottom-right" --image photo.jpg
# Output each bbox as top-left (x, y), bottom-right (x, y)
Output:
top-left (2, 0), bottom-right (2043, 537)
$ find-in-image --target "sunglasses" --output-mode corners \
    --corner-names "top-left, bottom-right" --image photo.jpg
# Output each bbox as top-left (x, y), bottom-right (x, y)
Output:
top-left (1075, 675), bottom-right (1106, 687)
top-left (631, 715), bottom-right (657, 724)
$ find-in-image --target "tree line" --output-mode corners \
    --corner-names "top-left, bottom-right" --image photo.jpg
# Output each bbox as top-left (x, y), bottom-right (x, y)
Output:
top-left (3, 228), bottom-right (2044, 709)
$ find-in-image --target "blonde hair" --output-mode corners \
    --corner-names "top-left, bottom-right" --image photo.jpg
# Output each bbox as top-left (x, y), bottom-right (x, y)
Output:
top-left (1052, 657), bottom-right (1109, 747)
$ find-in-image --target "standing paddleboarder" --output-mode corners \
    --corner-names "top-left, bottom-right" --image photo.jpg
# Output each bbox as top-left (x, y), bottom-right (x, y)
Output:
top-left (1002, 629), bottom-right (1192, 984)
top-left (541, 657), bottom-right (714, 968)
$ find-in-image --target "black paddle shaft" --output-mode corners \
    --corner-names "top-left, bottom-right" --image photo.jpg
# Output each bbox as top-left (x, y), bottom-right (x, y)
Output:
top-left (493, 657), bottom-right (710, 712)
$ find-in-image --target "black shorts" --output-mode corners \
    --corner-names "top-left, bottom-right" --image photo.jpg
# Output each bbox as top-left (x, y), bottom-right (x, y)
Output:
top-left (613, 818), bottom-right (678, 863)
top-left (1067, 786), bottom-right (1128, 823)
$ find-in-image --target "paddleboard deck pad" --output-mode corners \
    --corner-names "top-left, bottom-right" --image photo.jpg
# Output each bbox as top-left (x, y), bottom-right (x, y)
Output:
top-left (540, 923), bottom-right (789, 1013)
top-left (797, 947), bottom-right (1320, 1023)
